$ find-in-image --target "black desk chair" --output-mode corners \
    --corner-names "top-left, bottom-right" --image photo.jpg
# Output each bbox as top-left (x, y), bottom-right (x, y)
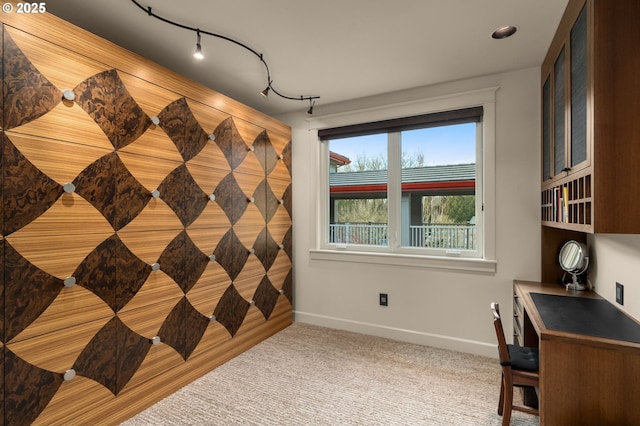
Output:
top-left (491, 302), bottom-right (539, 426)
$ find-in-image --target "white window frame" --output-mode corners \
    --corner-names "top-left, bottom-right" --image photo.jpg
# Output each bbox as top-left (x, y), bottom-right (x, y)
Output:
top-left (308, 88), bottom-right (497, 273)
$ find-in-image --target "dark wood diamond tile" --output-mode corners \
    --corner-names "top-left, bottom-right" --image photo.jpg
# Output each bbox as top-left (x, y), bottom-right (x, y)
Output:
top-left (281, 141), bottom-right (292, 176)
top-left (114, 153), bottom-right (152, 231)
top-left (282, 268), bottom-right (293, 305)
top-left (73, 152), bottom-right (116, 228)
top-left (157, 298), bottom-right (185, 359)
top-left (0, 240), bottom-right (4, 343)
top-left (253, 275), bottom-right (280, 320)
top-left (253, 228), bottom-right (278, 272)
top-left (3, 136), bottom-right (63, 235)
top-left (158, 231), bottom-right (209, 293)
top-left (72, 315), bottom-right (118, 395)
top-left (158, 164), bottom-right (208, 227)
top-left (0, 348), bottom-right (3, 423)
top-left (214, 229), bottom-right (249, 282)
top-left (213, 284), bottom-right (250, 337)
top-left (158, 297), bottom-right (208, 361)
top-left (157, 97), bottom-right (210, 162)
top-left (73, 234), bottom-right (117, 310)
top-left (4, 349), bottom-right (64, 425)
top-left (2, 31), bottom-right (61, 130)
top-left (214, 173), bottom-right (248, 225)
top-left (253, 130), bottom-right (278, 175)
top-left (74, 69), bottom-right (150, 149)
top-left (213, 117), bottom-right (248, 170)
top-left (4, 241), bottom-right (62, 341)
top-left (283, 226), bottom-right (293, 261)
top-left (116, 238), bottom-right (152, 312)
top-left (282, 183), bottom-right (293, 218)
top-left (255, 179), bottom-right (280, 224)
top-left (115, 316), bottom-right (151, 395)
top-left (265, 229), bottom-right (281, 272)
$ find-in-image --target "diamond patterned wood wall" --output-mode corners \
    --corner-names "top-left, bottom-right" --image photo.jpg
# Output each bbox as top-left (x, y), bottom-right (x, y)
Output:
top-left (0, 12), bottom-right (292, 426)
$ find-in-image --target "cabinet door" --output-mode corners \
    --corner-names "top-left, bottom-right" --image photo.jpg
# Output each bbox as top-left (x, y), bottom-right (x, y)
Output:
top-left (570, 4), bottom-right (588, 170)
top-left (553, 47), bottom-right (567, 177)
top-left (542, 76), bottom-right (552, 182)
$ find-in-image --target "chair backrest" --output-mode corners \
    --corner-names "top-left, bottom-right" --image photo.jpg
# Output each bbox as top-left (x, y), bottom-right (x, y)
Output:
top-left (491, 302), bottom-right (511, 366)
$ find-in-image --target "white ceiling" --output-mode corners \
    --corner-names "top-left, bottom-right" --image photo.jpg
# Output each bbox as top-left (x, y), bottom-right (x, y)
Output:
top-left (46, 0), bottom-right (569, 117)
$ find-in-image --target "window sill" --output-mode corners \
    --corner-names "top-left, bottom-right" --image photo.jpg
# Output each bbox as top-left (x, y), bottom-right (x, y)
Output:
top-left (309, 249), bottom-right (497, 274)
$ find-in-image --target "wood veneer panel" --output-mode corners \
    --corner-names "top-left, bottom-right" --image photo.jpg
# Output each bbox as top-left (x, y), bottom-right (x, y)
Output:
top-left (8, 285), bottom-right (112, 343)
top-left (234, 270), bottom-right (267, 301)
top-left (268, 207), bottom-right (293, 243)
top-left (117, 151), bottom-right (183, 193)
top-left (234, 203), bottom-right (265, 246)
top-left (120, 343), bottom-right (185, 393)
top-left (5, 27), bottom-right (109, 93)
top-left (1, 5), bottom-right (291, 423)
top-left (185, 161), bottom-right (230, 199)
top-left (117, 273), bottom-right (184, 320)
top-left (186, 263), bottom-right (231, 316)
top-left (117, 198), bottom-right (183, 234)
top-left (186, 99), bottom-right (230, 139)
top-left (34, 377), bottom-right (116, 426)
top-left (7, 195), bottom-right (113, 238)
top-left (267, 252), bottom-right (293, 290)
top-left (117, 125), bottom-right (183, 163)
top-left (8, 315), bottom-right (113, 372)
top-left (117, 73), bottom-right (182, 120)
top-left (0, 10), bottom-right (290, 135)
top-left (540, 338), bottom-right (640, 425)
top-left (6, 133), bottom-right (112, 183)
top-left (233, 150), bottom-right (266, 177)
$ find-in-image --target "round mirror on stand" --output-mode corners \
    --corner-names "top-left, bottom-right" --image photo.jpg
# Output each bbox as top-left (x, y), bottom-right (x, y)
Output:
top-left (558, 240), bottom-right (590, 291)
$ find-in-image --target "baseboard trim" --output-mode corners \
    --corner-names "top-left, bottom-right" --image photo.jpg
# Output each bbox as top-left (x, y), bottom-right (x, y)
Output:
top-left (293, 311), bottom-right (497, 358)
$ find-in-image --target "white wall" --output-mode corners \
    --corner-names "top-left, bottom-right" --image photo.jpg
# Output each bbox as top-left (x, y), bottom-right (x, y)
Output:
top-left (276, 67), bottom-right (542, 357)
top-left (589, 234), bottom-right (640, 320)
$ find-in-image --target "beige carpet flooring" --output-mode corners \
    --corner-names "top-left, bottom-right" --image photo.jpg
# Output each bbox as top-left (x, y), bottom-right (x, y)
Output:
top-left (121, 322), bottom-right (538, 425)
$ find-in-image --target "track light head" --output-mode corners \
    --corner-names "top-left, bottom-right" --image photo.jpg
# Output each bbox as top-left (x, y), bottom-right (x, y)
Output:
top-left (193, 30), bottom-right (204, 60)
top-left (260, 86), bottom-right (270, 97)
top-left (307, 99), bottom-right (315, 115)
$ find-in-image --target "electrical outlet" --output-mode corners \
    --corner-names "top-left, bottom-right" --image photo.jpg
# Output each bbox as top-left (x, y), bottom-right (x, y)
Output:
top-left (616, 282), bottom-right (624, 305)
top-left (379, 293), bottom-right (388, 306)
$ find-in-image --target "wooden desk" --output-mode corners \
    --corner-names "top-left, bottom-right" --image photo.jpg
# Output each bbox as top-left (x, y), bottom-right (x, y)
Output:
top-left (513, 280), bottom-right (640, 426)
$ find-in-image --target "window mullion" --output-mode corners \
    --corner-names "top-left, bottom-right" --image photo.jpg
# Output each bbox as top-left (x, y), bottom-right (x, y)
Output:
top-left (387, 132), bottom-right (402, 250)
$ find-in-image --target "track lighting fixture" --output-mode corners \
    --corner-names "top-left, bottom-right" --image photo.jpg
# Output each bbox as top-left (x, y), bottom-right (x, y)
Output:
top-left (132, 0), bottom-right (320, 111)
top-left (193, 29), bottom-right (204, 60)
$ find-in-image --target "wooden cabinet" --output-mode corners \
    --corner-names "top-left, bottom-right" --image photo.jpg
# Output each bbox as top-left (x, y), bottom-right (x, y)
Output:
top-left (541, 0), bottom-right (640, 233)
top-left (514, 280), bottom-right (640, 425)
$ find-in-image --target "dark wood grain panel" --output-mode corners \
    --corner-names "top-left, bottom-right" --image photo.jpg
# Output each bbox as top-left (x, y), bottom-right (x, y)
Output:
top-left (2, 30), bottom-right (61, 130)
top-left (4, 348), bottom-right (64, 425)
top-left (74, 69), bottom-right (150, 150)
top-left (5, 26), bottom-right (109, 96)
top-left (212, 284), bottom-right (250, 337)
top-left (4, 241), bottom-right (62, 342)
top-left (158, 230), bottom-right (209, 293)
top-left (2, 135), bottom-right (62, 235)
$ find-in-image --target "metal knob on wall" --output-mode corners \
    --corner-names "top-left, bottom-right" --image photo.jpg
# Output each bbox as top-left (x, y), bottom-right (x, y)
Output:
top-left (63, 183), bottom-right (76, 194)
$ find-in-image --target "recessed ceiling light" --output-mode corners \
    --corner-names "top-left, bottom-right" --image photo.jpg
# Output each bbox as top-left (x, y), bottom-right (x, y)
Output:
top-left (492, 25), bottom-right (518, 39)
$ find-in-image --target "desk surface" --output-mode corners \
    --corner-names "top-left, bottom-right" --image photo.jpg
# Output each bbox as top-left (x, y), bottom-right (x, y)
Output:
top-left (530, 292), bottom-right (640, 343)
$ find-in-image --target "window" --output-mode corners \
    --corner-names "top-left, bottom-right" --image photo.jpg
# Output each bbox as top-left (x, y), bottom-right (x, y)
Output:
top-left (321, 107), bottom-right (483, 259)
top-left (310, 89), bottom-right (497, 271)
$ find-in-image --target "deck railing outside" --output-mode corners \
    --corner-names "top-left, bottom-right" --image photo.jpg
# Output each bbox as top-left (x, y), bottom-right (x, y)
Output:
top-left (329, 223), bottom-right (475, 249)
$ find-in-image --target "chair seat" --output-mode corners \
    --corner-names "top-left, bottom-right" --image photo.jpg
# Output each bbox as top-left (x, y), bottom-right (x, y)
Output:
top-left (507, 344), bottom-right (539, 371)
